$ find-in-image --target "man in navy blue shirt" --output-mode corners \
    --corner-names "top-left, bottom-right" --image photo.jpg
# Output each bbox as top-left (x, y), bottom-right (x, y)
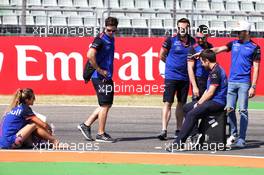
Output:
top-left (188, 25), bottom-right (213, 101)
top-left (187, 25), bottom-right (213, 138)
top-left (166, 49), bottom-right (227, 152)
top-left (78, 17), bottom-right (118, 143)
top-left (158, 18), bottom-right (196, 140)
top-left (211, 21), bottom-right (261, 148)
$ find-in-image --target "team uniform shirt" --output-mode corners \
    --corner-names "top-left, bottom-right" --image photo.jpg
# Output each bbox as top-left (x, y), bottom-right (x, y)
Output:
top-left (90, 32), bottom-right (115, 80)
top-left (188, 42), bottom-right (213, 79)
top-left (0, 104), bottom-right (35, 148)
top-left (162, 34), bottom-right (196, 81)
top-left (207, 64), bottom-right (228, 105)
top-left (226, 40), bottom-right (261, 83)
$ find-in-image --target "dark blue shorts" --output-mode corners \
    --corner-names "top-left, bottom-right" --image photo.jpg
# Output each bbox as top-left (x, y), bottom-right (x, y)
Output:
top-left (92, 78), bottom-right (114, 106)
top-left (0, 135), bottom-right (18, 149)
top-left (163, 79), bottom-right (189, 104)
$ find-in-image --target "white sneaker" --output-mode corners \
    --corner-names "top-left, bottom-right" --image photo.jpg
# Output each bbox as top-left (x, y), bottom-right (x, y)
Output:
top-left (226, 135), bottom-right (237, 147)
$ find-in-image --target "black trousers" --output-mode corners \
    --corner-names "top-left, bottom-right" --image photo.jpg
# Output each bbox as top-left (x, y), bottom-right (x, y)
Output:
top-left (174, 101), bottom-right (225, 144)
top-left (190, 77), bottom-right (208, 136)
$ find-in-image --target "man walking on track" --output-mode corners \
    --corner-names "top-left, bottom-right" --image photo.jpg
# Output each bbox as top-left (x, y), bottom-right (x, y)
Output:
top-left (78, 17), bottom-right (118, 143)
top-left (158, 18), bottom-right (196, 140)
top-left (211, 21), bottom-right (261, 148)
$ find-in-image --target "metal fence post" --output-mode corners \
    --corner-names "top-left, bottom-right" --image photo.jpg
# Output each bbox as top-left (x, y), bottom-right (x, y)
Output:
top-left (148, 16), bottom-right (151, 37)
top-left (21, 0), bottom-right (26, 35)
top-left (173, 0), bottom-right (176, 36)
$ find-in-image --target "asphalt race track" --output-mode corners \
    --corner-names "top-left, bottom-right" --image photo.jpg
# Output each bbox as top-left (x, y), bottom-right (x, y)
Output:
top-left (0, 105), bottom-right (263, 156)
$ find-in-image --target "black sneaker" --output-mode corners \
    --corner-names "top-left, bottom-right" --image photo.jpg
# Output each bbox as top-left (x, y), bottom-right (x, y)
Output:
top-left (95, 133), bottom-right (115, 143)
top-left (173, 130), bottom-right (180, 139)
top-left (158, 130), bottom-right (167, 140)
top-left (77, 123), bottom-right (93, 141)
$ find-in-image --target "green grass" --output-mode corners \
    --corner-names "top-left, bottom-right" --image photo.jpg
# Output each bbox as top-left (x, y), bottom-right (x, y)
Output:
top-left (0, 162), bottom-right (264, 175)
top-left (248, 101), bottom-right (264, 110)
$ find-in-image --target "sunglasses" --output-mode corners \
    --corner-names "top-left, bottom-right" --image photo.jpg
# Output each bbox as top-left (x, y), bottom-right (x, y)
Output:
top-left (177, 27), bottom-right (188, 32)
top-left (196, 36), bottom-right (206, 40)
top-left (106, 28), bottom-right (117, 33)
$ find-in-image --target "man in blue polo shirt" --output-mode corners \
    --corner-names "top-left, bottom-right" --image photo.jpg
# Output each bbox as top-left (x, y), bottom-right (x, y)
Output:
top-left (187, 25), bottom-right (213, 138)
top-left (211, 21), bottom-right (261, 148)
top-left (78, 17), bottom-right (118, 143)
top-left (158, 18), bottom-right (196, 140)
top-left (188, 25), bottom-right (213, 101)
top-left (166, 49), bottom-right (227, 152)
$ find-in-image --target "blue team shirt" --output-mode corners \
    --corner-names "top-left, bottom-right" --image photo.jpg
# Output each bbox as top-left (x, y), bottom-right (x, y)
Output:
top-left (162, 34), bottom-right (196, 81)
top-left (226, 40), bottom-right (261, 83)
top-left (207, 64), bottom-right (228, 105)
top-left (188, 42), bottom-right (213, 78)
top-left (90, 32), bottom-right (115, 80)
top-left (0, 104), bottom-right (34, 148)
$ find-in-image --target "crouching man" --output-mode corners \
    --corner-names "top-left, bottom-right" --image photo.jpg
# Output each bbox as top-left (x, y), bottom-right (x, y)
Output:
top-left (166, 49), bottom-right (227, 152)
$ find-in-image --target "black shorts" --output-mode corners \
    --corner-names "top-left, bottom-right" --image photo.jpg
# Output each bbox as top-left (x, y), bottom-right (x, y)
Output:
top-left (163, 79), bottom-right (189, 104)
top-left (92, 78), bottom-right (114, 106)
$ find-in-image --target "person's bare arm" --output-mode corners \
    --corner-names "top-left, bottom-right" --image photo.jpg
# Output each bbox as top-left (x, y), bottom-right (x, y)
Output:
top-left (30, 116), bottom-right (52, 133)
top-left (160, 47), bottom-right (168, 63)
top-left (195, 68), bottom-right (221, 107)
top-left (87, 48), bottom-right (107, 77)
top-left (211, 46), bottom-right (229, 54)
top-left (188, 61), bottom-right (199, 97)
top-left (188, 46), bottom-right (228, 60)
top-left (249, 60), bottom-right (260, 98)
top-left (197, 85), bottom-right (218, 105)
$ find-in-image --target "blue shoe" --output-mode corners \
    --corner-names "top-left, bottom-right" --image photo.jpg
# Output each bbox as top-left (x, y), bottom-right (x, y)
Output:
top-left (234, 138), bottom-right (246, 148)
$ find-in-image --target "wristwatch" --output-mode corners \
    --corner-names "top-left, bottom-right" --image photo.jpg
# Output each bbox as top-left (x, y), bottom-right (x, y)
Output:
top-left (251, 85), bottom-right (256, 89)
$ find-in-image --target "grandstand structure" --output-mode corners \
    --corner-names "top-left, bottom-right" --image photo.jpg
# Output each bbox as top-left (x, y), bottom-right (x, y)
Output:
top-left (0, 0), bottom-right (263, 37)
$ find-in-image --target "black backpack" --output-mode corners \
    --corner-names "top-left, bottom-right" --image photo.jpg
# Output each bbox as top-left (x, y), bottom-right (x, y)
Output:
top-left (83, 60), bottom-right (95, 84)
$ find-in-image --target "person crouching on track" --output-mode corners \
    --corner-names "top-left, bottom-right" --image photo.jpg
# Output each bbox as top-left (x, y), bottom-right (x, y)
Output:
top-left (78, 17), bottom-right (118, 143)
top-left (166, 49), bottom-right (227, 152)
top-left (0, 88), bottom-right (61, 149)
